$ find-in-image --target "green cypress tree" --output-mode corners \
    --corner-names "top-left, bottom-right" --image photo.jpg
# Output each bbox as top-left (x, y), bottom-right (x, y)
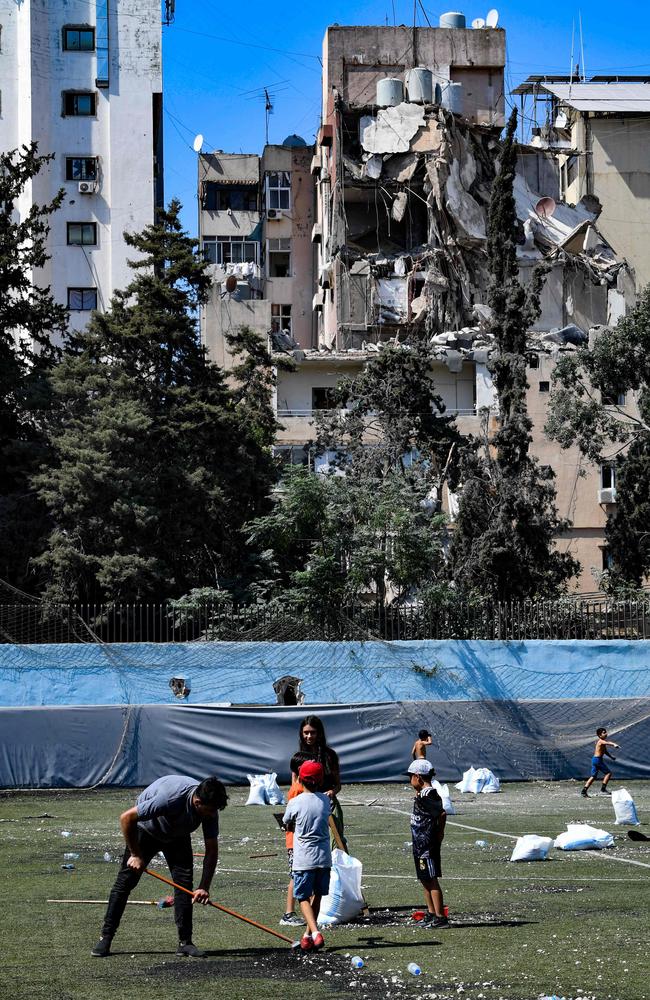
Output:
top-left (0, 144), bottom-right (67, 589)
top-left (449, 109), bottom-right (579, 599)
top-left (35, 201), bottom-right (276, 601)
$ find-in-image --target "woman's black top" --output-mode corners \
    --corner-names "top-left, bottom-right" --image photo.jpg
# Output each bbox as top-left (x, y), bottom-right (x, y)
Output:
top-left (290, 746), bottom-right (340, 794)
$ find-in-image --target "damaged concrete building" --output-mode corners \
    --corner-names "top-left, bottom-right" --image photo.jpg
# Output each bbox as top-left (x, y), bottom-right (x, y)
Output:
top-left (200, 19), bottom-right (639, 594)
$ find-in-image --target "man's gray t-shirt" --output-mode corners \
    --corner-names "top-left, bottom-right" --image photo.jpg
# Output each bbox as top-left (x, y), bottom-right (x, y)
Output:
top-left (136, 775), bottom-right (219, 843)
top-left (282, 791), bottom-right (332, 870)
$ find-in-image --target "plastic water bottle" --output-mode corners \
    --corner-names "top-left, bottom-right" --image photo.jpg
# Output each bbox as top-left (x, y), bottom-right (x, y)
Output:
top-left (61, 863), bottom-right (75, 870)
top-left (63, 852), bottom-right (79, 860)
top-left (61, 831), bottom-right (72, 838)
top-left (475, 839), bottom-right (488, 848)
top-left (407, 962), bottom-right (421, 976)
top-left (103, 852), bottom-right (113, 862)
top-left (350, 956), bottom-right (364, 969)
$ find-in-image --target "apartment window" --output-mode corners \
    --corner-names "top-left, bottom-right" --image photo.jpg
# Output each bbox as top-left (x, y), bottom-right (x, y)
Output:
top-left (65, 156), bottom-right (97, 181)
top-left (267, 238), bottom-right (291, 278)
top-left (601, 547), bottom-right (614, 572)
top-left (527, 354), bottom-right (539, 369)
top-left (202, 236), bottom-right (259, 266)
top-left (539, 381), bottom-right (550, 393)
top-left (312, 387), bottom-right (336, 410)
top-left (600, 464), bottom-right (616, 491)
top-left (63, 26), bottom-right (95, 51)
top-left (602, 389), bottom-right (626, 406)
top-left (271, 303), bottom-right (292, 333)
top-left (62, 91), bottom-right (96, 116)
top-left (67, 287), bottom-right (97, 310)
top-left (203, 183), bottom-right (257, 212)
top-left (566, 154), bottom-right (578, 186)
top-left (67, 222), bottom-right (97, 246)
top-left (266, 171), bottom-right (291, 210)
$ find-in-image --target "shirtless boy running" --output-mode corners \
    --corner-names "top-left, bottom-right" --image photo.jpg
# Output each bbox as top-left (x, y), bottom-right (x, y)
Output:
top-left (581, 727), bottom-right (620, 797)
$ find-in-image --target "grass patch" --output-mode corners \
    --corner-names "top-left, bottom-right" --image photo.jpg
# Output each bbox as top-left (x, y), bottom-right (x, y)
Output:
top-left (3, 781), bottom-right (650, 1000)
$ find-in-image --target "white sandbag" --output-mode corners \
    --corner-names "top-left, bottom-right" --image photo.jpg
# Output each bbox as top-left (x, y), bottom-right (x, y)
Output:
top-left (611, 787), bottom-right (640, 826)
top-left (318, 849), bottom-right (365, 926)
top-left (431, 779), bottom-right (455, 815)
top-left (554, 823), bottom-right (614, 851)
top-left (455, 766), bottom-right (500, 794)
top-left (510, 834), bottom-right (553, 862)
top-left (263, 772), bottom-right (285, 806)
top-left (245, 773), bottom-right (269, 806)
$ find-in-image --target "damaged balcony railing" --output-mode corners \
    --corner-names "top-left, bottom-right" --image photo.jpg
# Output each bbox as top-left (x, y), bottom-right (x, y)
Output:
top-left (1, 599), bottom-right (649, 644)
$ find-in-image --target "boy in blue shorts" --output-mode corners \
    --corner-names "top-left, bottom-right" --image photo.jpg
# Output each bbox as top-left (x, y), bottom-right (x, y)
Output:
top-left (407, 759), bottom-right (449, 928)
top-left (581, 727), bottom-right (620, 797)
top-left (282, 759), bottom-right (332, 952)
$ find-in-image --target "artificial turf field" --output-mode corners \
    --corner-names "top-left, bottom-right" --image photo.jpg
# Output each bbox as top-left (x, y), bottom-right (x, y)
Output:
top-left (3, 780), bottom-right (649, 1000)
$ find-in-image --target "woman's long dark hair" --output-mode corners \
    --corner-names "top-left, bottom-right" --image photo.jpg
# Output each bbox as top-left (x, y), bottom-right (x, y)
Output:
top-left (298, 714), bottom-right (328, 751)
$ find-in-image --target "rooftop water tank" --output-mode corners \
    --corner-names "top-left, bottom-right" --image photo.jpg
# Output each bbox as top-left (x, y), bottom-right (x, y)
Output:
top-left (441, 81), bottom-right (463, 114)
top-left (376, 77), bottom-right (404, 107)
top-left (439, 11), bottom-right (466, 28)
top-left (406, 67), bottom-right (433, 104)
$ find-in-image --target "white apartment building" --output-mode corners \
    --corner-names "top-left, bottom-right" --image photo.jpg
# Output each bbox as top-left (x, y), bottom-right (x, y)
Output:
top-left (0, 0), bottom-right (165, 333)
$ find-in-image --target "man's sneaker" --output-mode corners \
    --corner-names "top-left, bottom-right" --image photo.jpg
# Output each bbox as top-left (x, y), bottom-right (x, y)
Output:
top-left (580, 788), bottom-right (589, 797)
top-left (300, 933), bottom-right (314, 952)
top-left (91, 936), bottom-right (112, 958)
top-left (430, 915), bottom-right (450, 928)
top-left (600, 787), bottom-right (611, 795)
top-left (312, 932), bottom-right (325, 951)
top-left (280, 912), bottom-right (305, 926)
top-left (176, 941), bottom-right (206, 958)
top-left (421, 912), bottom-right (435, 925)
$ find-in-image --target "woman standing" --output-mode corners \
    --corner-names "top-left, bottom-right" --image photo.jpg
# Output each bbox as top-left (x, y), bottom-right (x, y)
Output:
top-left (279, 714), bottom-right (346, 926)
top-left (291, 715), bottom-right (346, 849)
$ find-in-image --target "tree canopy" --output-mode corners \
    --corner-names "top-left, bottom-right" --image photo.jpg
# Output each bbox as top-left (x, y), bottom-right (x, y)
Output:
top-left (35, 201), bottom-right (278, 602)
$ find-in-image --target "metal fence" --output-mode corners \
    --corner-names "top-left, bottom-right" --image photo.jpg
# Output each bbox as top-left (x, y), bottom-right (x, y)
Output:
top-left (1, 599), bottom-right (650, 644)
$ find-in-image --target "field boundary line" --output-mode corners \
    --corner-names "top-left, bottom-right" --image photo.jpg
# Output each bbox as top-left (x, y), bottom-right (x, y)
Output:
top-left (212, 865), bottom-right (645, 883)
top-left (368, 803), bottom-right (650, 874)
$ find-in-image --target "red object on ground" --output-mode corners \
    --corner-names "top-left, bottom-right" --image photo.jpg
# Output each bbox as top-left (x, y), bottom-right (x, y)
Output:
top-left (412, 910), bottom-right (426, 921)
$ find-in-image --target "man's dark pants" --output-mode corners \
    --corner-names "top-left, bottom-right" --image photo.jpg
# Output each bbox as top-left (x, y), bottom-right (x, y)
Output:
top-left (101, 829), bottom-right (193, 941)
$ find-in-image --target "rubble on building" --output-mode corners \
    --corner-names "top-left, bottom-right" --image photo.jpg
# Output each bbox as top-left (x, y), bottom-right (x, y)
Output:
top-left (318, 98), bottom-right (634, 369)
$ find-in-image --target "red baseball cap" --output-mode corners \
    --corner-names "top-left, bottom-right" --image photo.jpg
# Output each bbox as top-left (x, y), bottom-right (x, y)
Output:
top-left (298, 760), bottom-right (324, 784)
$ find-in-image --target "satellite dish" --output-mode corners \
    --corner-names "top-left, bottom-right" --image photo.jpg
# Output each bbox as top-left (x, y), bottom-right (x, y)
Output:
top-left (535, 196), bottom-right (557, 219)
top-left (472, 17), bottom-right (486, 27)
top-left (485, 8), bottom-right (499, 27)
top-left (192, 133), bottom-right (204, 153)
top-left (224, 274), bottom-right (238, 293)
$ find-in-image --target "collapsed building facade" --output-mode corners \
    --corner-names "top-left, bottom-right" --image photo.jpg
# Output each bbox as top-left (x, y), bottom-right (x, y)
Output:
top-left (200, 20), bottom-right (638, 594)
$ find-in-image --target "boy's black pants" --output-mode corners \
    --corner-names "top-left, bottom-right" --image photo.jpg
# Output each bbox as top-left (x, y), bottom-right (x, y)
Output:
top-left (101, 829), bottom-right (194, 941)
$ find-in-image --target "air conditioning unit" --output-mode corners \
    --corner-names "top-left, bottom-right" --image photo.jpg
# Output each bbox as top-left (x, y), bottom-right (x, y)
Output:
top-left (598, 487), bottom-right (617, 504)
top-left (78, 181), bottom-right (96, 194)
top-left (266, 208), bottom-right (284, 220)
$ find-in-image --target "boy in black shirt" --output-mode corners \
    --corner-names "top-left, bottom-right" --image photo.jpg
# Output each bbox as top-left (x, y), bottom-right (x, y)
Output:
top-left (407, 759), bottom-right (449, 928)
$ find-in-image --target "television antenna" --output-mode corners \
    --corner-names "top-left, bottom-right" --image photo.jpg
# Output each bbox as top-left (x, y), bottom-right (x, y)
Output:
top-left (163, 1), bottom-right (175, 26)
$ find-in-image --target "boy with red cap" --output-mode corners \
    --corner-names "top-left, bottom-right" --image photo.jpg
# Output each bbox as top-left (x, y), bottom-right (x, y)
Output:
top-left (282, 760), bottom-right (332, 951)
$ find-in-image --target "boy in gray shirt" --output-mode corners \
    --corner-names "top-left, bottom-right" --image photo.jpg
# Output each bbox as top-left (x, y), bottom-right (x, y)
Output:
top-left (282, 760), bottom-right (332, 952)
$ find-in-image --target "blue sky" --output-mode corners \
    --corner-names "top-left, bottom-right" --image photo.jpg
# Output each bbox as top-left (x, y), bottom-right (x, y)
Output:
top-left (162, 0), bottom-right (650, 235)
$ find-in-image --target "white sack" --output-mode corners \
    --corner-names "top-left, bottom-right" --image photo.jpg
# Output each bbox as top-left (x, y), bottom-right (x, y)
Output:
top-left (455, 766), bottom-right (500, 794)
top-left (554, 823), bottom-right (614, 851)
top-left (510, 834), bottom-right (553, 862)
top-left (431, 779), bottom-right (455, 815)
top-left (318, 849), bottom-right (365, 926)
top-left (263, 772), bottom-right (285, 806)
top-left (245, 773), bottom-right (269, 806)
top-left (611, 787), bottom-right (640, 826)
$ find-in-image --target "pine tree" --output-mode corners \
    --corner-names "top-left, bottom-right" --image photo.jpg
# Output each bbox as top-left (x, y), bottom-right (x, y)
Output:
top-left (0, 144), bottom-right (67, 589)
top-left (449, 110), bottom-right (579, 600)
top-left (35, 202), bottom-right (276, 602)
